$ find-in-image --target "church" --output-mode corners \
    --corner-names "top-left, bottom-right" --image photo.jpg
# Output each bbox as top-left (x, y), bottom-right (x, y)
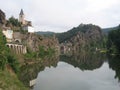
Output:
top-left (19, 9), bottom-right (35, 33)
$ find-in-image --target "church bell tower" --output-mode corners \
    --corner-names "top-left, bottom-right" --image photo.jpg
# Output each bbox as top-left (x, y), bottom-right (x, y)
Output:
top-left (19, 9), bottom-right (25, 25)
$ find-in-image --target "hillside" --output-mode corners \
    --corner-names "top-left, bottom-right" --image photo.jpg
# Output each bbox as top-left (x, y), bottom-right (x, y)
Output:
top-left (36, 25), bottom-right (119, 44)
top-left (22, 33), bottom-right (59, 52)
top-left (57, 24), bottom-right (104, 53)
top-left (36, 24), bottom-right (104, 53)
top-left (56, 24), bottom-right (103, 43)
top-left (0, 9), bottom-right (59, 89)
top-left (36, 31), bottom-right (54, 37)
top-left (102, 26), bottom-right (118, 35)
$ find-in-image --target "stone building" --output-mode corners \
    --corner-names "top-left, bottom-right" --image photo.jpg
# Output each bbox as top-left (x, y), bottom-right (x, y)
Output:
top-left (2, 27), bottom-right (13, 42)
top-left (19, 9), bottom-right (32, 26)
top-left (23, 25), bottom-right (35, 33)
top-left (19, 9), bottom-right (35, 33)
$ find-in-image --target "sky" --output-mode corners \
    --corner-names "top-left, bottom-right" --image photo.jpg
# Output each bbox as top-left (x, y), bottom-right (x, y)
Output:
top-left (0, 0), bottom-right (120, 32)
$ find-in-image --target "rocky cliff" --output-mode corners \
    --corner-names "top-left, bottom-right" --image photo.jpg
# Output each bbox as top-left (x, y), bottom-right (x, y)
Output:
top-left (0, 9), bottom-right (6, 26)
top-left (22, 33), bottom-right (59, 52)
top-left (59, 24), bottom-right (103, 53)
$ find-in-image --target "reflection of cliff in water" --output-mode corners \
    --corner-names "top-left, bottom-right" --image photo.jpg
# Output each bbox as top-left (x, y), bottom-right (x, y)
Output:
top-left (18, 55), bottom-right (59, 87)
top-left (108, 55), bottom-right (120, 82)
top-left (60, 52), bottom-right (106, 71)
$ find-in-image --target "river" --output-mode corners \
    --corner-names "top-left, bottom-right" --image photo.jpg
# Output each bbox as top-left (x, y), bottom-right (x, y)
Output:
top-left (19, 52), bottom-right (120, 90)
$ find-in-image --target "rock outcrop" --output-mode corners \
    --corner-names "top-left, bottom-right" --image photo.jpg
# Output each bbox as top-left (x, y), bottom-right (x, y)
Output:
top-left (0, 9), bottom-right (6, 26)
top-left (59, 24), bottom-right (103, 53)
top-left (22, 33), bottom-right (59, 52)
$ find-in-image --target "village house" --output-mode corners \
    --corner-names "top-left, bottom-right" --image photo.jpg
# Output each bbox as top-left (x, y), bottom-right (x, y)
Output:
top-left (2, 26), bottom-right (13, 42)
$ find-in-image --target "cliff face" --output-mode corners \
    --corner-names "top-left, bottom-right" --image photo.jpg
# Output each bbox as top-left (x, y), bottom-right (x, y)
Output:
top-left (71, 24), bottom-right (102, 47)
top-left (22, 33), bottom-right (59, 52)
top-left (0, 9), bottom-right (6, 26)
top-left (59, 24), bottom-right (103, 53)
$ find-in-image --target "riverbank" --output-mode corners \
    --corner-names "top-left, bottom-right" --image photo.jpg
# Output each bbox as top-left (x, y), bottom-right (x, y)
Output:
top-left (0, 69), bottom-right (28, 90)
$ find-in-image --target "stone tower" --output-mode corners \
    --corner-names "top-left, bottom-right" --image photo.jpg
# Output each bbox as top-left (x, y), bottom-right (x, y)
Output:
top-left (19, 9), bottom-right (25, 25)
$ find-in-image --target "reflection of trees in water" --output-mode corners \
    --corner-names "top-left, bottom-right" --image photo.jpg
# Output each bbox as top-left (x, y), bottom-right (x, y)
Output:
top-left (19, 55), bottom-right (59, 87)
top-left (60, 51), bottom-right (106, 71)
top-left (108, 55), bottom-right (120, 82)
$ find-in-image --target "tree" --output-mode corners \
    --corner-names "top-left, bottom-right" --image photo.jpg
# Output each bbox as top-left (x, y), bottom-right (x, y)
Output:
top-left (0, 30), bottom-right (8, 70)
top-left (7, 16), bottom-right (21, 27)
top-left (107, 26), bottom-right (120, 54)
top-left (0, 30), bottom-right (19, 72)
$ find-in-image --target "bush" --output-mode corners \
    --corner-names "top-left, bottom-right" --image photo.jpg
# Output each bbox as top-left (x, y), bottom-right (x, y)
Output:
top-left (107, 26), bottom-right (120, 54)
top-left (7, 55), bottom-right (20, 73)
top-left (7, 16), bottom-right (21, 27)
top-left (0, 55), bottom-right (7, 70)
top-left (0, 30), bottom-right (8, 70)
top-left (38, 46), bottom-right (55, 58)
top-left (24, 52), bottom-right (37, 59)
top-left (0, 30), bottom-right (20, 73)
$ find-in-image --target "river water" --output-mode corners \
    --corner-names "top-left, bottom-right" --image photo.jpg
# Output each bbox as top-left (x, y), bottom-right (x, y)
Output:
top-left (32, 53), bottom-right (120, 90)
top-left (19, 53), bottom-right (120, 90)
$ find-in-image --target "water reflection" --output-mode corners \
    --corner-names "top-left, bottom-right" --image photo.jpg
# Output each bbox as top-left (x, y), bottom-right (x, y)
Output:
top-left (34, 52), bottom-right (120, 90)
top-left (108, 55), bottom-right (120, 82)
top-left (19, 51), bottom-right (120, 89)
top-left (60, 52), bottom-right (106, 71)
top-left (18, 55), bottom-right (59, 87)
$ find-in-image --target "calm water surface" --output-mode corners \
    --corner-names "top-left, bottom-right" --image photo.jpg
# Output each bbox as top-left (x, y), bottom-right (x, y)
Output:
top-left (33, 54), bottom-right (120, 90)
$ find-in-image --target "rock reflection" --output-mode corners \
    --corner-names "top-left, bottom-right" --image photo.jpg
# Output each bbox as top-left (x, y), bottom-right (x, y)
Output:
top-left (108, 55), bottom-right (120, 82)
top-left (60, 51), bottom-right (106, 71)
top-left (18, 55), bottom-right (59, 87)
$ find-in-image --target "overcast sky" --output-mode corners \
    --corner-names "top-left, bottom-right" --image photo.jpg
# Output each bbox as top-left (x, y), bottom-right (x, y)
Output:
top-left (0, 0), bottom-right (120, 32)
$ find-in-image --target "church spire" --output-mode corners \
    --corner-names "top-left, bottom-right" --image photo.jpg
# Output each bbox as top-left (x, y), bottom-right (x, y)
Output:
top-left (19, 9), bottom-right (25, 25)
top-left (19, 9), bottom-right (24, 15)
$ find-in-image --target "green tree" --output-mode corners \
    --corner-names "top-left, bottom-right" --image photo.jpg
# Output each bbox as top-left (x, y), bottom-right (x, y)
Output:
top-left (7, 55), bottom-right (19, 73)
top-left (0, 30), bottom-right (19, 72)
top-left (0, 30), bottom-right (8, 70)
top-left (107, 26), bottom-right (120, 54)
top-left (0, 55), bottom-right (7, 70)
top-left (7, 16), bottom-right (21, 27)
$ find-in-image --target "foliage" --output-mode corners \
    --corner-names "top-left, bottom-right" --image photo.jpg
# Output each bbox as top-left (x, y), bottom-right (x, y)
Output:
top-left (38, 46), bottom-right (55, 58)
top-left (0, 55), bottom-right (7, 70)
top-left (101, 35), bottom-right (108, 48)
top-left (0, 30), bottom-right (19, 73)
top-left (60, 51), bottom-right (105, 71)
top-left (38, 46), bottom-right (46, 58)
top-left (107, 26), bottom-right (120, 54)
top-left (24, 46), bottom-right (55, 59)
top-left (108, 55), bottom-right (120, 81)
top-left (24, 51), bottom-right (37, 59)
top-left (7, 16), bottom-right (21, 27)
top-left (36, 31), bottom-right (54, 37)
top-left (7, 55), bottom-right (20, 73)
top-left (102, 26), bottom-right (118, 35)
top-left (56, 24), bottom-right (101, 43)
top-left (20, 28), bottom-right (28, 34)
top-left (0, 30), bottom-right (8, 70)
top-left (0, 70), bottom-right (28, 90)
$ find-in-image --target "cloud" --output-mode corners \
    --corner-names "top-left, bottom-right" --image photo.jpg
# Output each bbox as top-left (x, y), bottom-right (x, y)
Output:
top-left (0, 0), bottom-right (120, 32)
